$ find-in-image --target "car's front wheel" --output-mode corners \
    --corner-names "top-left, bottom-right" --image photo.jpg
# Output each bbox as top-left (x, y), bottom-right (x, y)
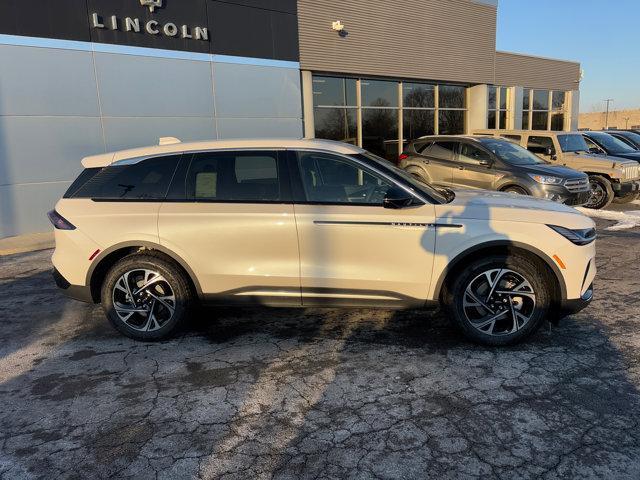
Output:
top-left (101, 253), bottom-right (194, 341)
top-left (584, 175), bottom-right (614, 209)
top-left (443, 254), bottom-right (551, 346)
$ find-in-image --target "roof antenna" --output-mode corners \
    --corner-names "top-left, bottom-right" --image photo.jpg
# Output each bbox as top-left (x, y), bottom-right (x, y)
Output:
top-left (159, 137), bottom-right (182, 146)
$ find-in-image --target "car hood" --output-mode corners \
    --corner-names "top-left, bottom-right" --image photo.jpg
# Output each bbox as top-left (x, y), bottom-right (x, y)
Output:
top-left (606, 152), bottom-right (640, 162)
top-left (433, 189), bottom-right (592, 228)
top-left (514, 163), bottom-right (585, 179)
top-left (564, 152), bottom-right (638, 168)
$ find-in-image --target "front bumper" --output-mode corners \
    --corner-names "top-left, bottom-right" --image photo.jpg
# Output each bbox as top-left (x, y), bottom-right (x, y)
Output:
top-left (533, 184), bottom-right (590, 206)
top-left (613, 180), bottom-right (640, 195)
top-left (560, 283), bottom-right (593, 316)
top-left (52, 268), bottom-right (93, 303)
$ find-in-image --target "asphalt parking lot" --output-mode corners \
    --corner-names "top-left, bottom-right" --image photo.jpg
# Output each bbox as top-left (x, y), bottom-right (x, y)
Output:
top-left (1, 217), bottom-right (639, 480)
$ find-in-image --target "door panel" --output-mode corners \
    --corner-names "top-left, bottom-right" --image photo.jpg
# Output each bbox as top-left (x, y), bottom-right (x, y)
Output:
top-left (452, 143), bottom-right (498, 189)
top-left (158, 150), bottom-right (300, 306)
top-left (291, 150), bottom-right (436, 307)
top-left (421, 141), bottom-right (456, 186)
top-left (294, 204), bottom-right (437, 306)
top-left (159, 203), bottom-right (300, 305)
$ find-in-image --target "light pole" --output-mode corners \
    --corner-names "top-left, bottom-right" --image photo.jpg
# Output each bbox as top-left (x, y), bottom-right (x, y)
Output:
top-left (624, 117), bottom-right (630, 129)
top-left (604, 99), bottom-right (614, 129)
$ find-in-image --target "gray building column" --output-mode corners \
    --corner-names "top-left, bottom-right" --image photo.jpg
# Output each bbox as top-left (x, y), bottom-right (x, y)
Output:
top-left (568, 90), bottom-right (580, 131)
top-left (511, 86), bottom-right (524, 130)
top-left (467, 84), bottom-right (489, 133)
top-left (301, 70), bottom-right (315, 138)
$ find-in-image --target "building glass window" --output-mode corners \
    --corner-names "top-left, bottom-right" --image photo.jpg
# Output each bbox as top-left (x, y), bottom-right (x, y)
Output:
top-left (311, 75), bottom-right (467, 160)
top-left (439, 110), bottom-right (465, 135)
top-left (521, 89), bottom-right (568, 131)
top-left (403, 83), bottom-right (435, 147)
top-left (312, 76), bottom-right (356, 107)
top-left (314, 107), bottom-right (357, 145)
top-left (362, 109), bottom-right (399, 161)
top-left (488, 86), bottom-right (509, 129)
top-left (361, 79), bottom-right (398, 108)
top-left (532, 111), bottom-right (549, 130)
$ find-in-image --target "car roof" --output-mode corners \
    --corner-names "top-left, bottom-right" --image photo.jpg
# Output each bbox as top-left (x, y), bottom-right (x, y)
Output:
top-left (81, 138), bottom-right (365, 168)
top-left (472, 129), bottom-right (583, 135)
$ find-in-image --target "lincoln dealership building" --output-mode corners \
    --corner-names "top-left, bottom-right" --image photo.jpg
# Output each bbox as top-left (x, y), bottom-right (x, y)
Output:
top-left (0, 0), bottom-right (581, 238)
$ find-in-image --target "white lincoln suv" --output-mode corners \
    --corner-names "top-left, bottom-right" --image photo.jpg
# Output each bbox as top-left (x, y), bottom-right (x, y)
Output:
top-left (50, 139), bottom-right (596, 345)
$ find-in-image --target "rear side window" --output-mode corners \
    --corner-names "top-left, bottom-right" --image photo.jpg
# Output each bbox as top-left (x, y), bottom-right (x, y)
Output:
top-left (64, 168), bottom-right (101, 198)
top-left (426, 141), bottom-right (458, 161)
top-left (70, 156), bottom-right (180, 200)
top-left (185, 151), bottom-right (281, 202)
top-left (501, 135), bottom-right (521, 142)
top-left (527, 136), bottom-right (555, 155)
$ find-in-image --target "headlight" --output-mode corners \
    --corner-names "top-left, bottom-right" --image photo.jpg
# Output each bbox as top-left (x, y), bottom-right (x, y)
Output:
top-left (547, 225), bottom-right (596, 245)
top-left (528, 174), bottom-right (563, 185)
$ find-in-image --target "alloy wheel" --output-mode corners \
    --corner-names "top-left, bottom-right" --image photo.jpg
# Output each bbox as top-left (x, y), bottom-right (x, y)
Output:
top-left (585, 180), bottom-right (605, 208)
top-left (462, 268), bottom-right (536, 336)
top-left (112, 269), bottom-right (176, 332)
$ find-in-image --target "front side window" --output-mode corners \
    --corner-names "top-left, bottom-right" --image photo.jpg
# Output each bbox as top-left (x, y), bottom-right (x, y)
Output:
top-left (527, 136), bottom-right (555, 156)
top-left (583, 137), bottom-right (605, 154)
top-left (558, 134), bottom-right (590, 153)
top-left (296, 152), bottom-right (393, 205)
top-left (71, 155), bottom-right (180, 200)
top-left (479, 139), bottom-right (546, 165)
top-left (186, 151), bottom-right (281, 202)
top-left (587, 133), bottom-right (636, 154)
top-left (459, 143), bottom-right (492, 164)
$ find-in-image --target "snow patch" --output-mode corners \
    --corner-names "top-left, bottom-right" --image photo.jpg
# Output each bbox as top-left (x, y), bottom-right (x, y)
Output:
top-left (576, 207), bottom-right (640, 231)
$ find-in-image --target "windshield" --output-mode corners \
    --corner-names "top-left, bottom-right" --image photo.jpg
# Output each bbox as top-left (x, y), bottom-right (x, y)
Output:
top-left (588, 132), bottom-right (636, 153)
top-left (477, 138), bottom-right (546, 165)
top-left (558, 134), bottom-right (590, 153)
top-left (351, 152), bottom-right (450, 204)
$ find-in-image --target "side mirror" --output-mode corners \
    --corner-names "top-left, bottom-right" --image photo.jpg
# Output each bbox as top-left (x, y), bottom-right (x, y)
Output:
top-left (479, 158), bottom-right (492, 167)
top-left (589, 147), bottom-right (601, 155)
top-left (383, 187), bottom-right (414, 209)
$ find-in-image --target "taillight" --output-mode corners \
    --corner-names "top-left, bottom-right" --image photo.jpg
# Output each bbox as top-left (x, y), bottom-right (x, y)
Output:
top-left (398, 153), bottom-right (409, 161)
top-left (47, 210), bottom-right (76, 230)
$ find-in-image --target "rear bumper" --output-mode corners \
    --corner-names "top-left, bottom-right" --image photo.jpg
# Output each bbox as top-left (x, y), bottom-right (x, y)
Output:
top-left (52, 268), bottom-right (93, 303)
top-left (613, 180), bottom-right (640, 195)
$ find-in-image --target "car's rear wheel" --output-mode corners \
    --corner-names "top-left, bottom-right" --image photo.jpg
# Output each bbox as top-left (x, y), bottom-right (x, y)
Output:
top-left (612, 192), bottom-right (640, 204)
top-left (101, 254), bottom-right (193, 341)
top-left (584, 175), bottom-right (614, 209)
top-left (443, 254), bottom-right (551, 346)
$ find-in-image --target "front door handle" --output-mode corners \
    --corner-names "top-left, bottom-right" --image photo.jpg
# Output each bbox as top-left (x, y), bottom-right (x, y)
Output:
top-left (458, 166), bottom-right (465, 170)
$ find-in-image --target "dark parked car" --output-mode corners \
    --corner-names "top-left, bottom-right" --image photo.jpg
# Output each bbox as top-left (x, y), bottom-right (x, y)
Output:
top-left (581, 131), bottom-right (640, 162)
top-left (399, 136), bottom-right (591, 207)
top-left (606, 130), bottom-right (640, 150)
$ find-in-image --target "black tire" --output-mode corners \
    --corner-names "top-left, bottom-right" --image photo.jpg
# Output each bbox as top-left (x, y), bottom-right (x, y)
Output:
top-left (503, 185), bottom-right (529, 196)
top-left (612, 192), bottom-right (640, 204)
top-left (101, 253), bottom-right (194, 341)
top-left (584, 175), bottom-right (614, 210)
top-left (442, 254), bottom-right (551, 346)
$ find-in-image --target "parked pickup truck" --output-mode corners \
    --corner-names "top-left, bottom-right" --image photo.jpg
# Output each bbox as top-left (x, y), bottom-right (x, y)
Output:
top-left (474, 130), bottom-right (640, 209)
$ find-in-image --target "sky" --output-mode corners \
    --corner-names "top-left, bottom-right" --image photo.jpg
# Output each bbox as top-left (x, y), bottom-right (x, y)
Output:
top-left (496, 0), bottom-right (639, 113)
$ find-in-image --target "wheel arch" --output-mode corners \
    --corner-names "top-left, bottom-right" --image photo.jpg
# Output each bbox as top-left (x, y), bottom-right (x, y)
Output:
top-left (403, 161), bottom-right (433, 183)
top-left (433, 240), bottom-right (566, 304)
top-left (86, 241), bottom-right (202, 303)
top-left (497, 180), bottom-right (530, 195)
